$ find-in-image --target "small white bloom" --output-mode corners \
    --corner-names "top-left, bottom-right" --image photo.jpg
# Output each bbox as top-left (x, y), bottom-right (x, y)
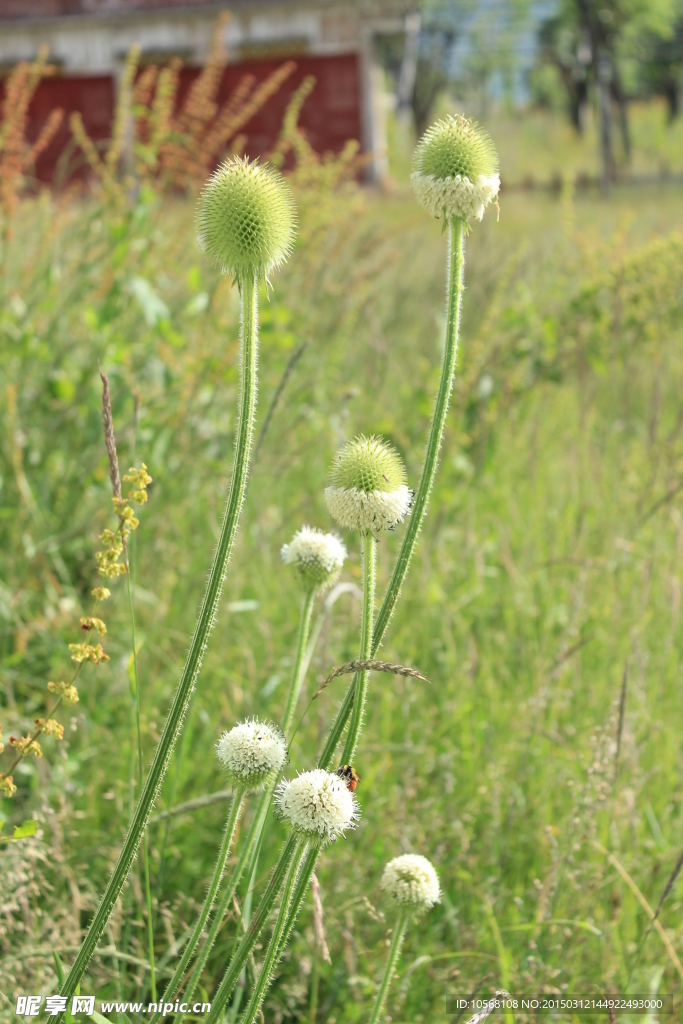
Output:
top-left (275, 768), bottom-right (359, 843)
top-left (381, 854), bottom-right (441, 911)
top-left (410, 171), bottom-right (500, 224)
top-left (281, 526), bottom-right (346, 591)
top-left (324, 484), bottom-right (412, 533)
top-left (216, 718), bottom-right (287, 790)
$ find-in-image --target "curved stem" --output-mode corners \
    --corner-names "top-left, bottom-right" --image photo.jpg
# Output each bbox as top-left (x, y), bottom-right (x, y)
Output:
top-left (59, 273), bottom-right (260, 1005)
top-left (148, 788), bottom-right (246, 1024)
top-left (341, 532), bottom-right (376, 764)
top-left (319, 218), bottom-right (465, 770)
top-left (367, 910), bottom-right (408, 1024)
top-left (204, 832), bottom-right (299, 1024)
top-left (281, 589), bottom-right (315, 740)
top-left (238, 838), bottom-right (309, 1024)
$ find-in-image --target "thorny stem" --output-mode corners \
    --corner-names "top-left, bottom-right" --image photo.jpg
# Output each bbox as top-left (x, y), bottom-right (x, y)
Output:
top-left (204, 832), bottom-right (299, 1024)
top-left (367, 910), bottom-right (409, 1024)
top-left (59, 272), bottom-right (260, 1007)
top-left (341, 532), bottom-right (376, 764)
top-left (238, 838), bottom-right (310, 1024)
top-left (319, 217), bottom-right (465, 770)
top-left (148, 788), bottom-right (246, 1024)
top-left (282, 589), bottom-right (316, 740)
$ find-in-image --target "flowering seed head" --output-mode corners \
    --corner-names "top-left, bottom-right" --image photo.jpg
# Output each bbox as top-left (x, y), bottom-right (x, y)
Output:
top-left (381, 854), bottom-right (441, 912)
top-left (216, 718), bottom-right (288, 791)
top-left (275, 768), bottom-right (360, 845)
top-left (197, 156), bottom-right (297, 283)
top-left (324, 435), bottom-right (412, 533)
top-left (411, 114), bottom-right (499, 225)
top-left (281, 526), bottom-right (346, 593)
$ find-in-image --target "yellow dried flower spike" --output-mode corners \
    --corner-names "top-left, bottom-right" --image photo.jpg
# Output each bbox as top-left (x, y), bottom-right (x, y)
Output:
top-left (81, 616), bottom-right (107, 634)
top-left (9, 734), bottom-right (43, 757)
top-left (69, 642), bottom-right (110, 665)
top-left (35, 718), bottom-right (64, 739)
top-left (0, 774), bottom-right (17, 797)
top-left (47, 680), bottom-right (79, 703)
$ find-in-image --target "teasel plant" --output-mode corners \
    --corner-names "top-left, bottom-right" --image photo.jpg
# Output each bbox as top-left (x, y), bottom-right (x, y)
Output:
top-left (368, 855), bottom-right (441, 1024)
top-left (57, 156), bottom-right (297, 1008)
top-left (159, 527), bottom-right (345, 1022)
top-left (200, 114), bottom-right (499, 1018)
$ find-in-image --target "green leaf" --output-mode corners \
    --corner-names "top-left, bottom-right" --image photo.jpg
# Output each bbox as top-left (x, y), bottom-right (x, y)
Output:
top-left (53, 950), bottom-right (66, 986)
top-left (14, 818), bottom-right (38, 839)
top-left (90, 1012), bottom-right (113, 1024)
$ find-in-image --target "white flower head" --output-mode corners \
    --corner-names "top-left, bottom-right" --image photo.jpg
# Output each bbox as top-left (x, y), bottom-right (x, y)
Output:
top-left (216, 718), bottom-right (287, 791)
top-left (324, 434), bottom-right (412, 534)
top-left (381, 854), bottom-right (441, 912)
top-left (281, 526), bottom-right (346, 592)
top-left (275, 768), bottom-right (360, 845)
top-left (411, 114), bottom-right (499, 226)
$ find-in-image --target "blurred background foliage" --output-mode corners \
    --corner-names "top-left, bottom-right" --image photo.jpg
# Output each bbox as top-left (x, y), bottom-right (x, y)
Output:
top-left (2, 7), bottom-right (683, 1023)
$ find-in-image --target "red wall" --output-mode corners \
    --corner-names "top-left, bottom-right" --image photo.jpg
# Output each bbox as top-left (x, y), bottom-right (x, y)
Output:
top-left (3, 53), bottom-right (361, 183)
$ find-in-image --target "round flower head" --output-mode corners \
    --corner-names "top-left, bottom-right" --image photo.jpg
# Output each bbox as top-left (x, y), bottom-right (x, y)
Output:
top-left (411, 114), bottom-right (499, 225)
top-left (197, 156), bottom-right (297, 283)
top-left (275, 768), bottom-right (359, 845)
top-left (324, 434), bottom-right (412, 533)
top-left (216, 718), bottom-right (287, 791)
top-left (281, 526), bottom-right (347, 593)
top-left (381, 854), bottom-right (441, 912)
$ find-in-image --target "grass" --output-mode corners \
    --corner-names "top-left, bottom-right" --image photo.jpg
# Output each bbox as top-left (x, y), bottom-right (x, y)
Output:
top-left (2, 108), bottom-right (683, 1023)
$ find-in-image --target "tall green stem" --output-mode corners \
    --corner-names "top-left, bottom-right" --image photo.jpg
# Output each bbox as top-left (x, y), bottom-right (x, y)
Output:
top-left (341, 532), bottom-right (376, 764)
top-left (126, 570), bottom-right (157, 1002)
top-left (319, 218), bottom-right (465, 770)
top-left (148, 788), bottom-right (246, 1024)
top-left (367, 910), bottom-right (408, 1024)
top-left (204, 832), bottom-right (299, 1024)
top-left (59, 273), bottom-right (259, 1005)
top-left (273, 845), bottom-right (320, 972)
top-left (282, 589), bottom-right (315, 739)
top-left (238, 838), bottom-right (309, 1024)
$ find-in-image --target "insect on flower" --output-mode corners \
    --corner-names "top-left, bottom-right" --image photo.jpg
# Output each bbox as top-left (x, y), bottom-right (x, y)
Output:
top-left (335, 763), bottom-right (360, 792)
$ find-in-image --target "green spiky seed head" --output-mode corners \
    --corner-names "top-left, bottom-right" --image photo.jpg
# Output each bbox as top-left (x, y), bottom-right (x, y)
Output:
top-left (330, 435), bottom-right (407, 493)
top-left (411, 115), bottom-right (500, 225)
top-left (197, 156), bottom-right (297, 283)
top-left (413, 114), bottom-right (498, 182)
top-left (324, 435), bottom-right (413, 532)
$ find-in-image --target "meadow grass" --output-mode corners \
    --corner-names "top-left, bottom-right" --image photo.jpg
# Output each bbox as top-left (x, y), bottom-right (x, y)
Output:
top-left (2, 122), bottom-right (683, 1022)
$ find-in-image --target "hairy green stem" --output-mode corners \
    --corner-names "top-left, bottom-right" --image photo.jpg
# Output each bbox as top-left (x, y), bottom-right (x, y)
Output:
top-left (319, 217), bottom-right (465, 770)
top-left (341, 532), bottom-right (376, 764)
top-left (282, 589), bottom-right (315, 740)
top-left (238, 838), bottom-right (309, 1024)
top-left (273, 845), bottom-right (320, 971)
top-left (126, 569), bottom-right (157, 1003)
top-left (179, 785), bottom-right (271, 1010)
top-left (179, 587), bottom-right (318, 1012)
top-left (148, 788), bottom-right (246, 1024)
top-left (59, 273), bottom-right (259, 1005)
top-left (204, 832), bottom-right (298, 1024)
top-left (367, 910), bottom-right (408, 1024)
